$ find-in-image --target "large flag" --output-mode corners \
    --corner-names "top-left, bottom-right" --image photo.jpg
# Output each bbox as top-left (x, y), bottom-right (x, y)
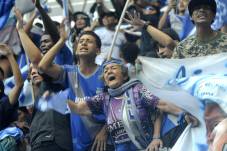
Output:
top-left (212, 0), bottom-right (227, 30)
top-left (137, 53), bottom-right (227, 150)
top-left (0, 0), bottom-right (15, 30)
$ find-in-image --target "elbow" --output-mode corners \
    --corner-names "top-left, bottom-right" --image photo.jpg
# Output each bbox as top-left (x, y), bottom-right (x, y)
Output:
top-left (38, 62), bottom-right (48, 73)
top-left (166, 39), bottom-right (176, 50)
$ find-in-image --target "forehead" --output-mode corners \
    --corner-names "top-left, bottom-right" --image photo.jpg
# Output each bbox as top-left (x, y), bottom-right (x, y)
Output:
top-left (79, 34), bottom-right (96, 41)
top-left (41, 34), bottom-right (52, 41)
top-left (75, 14), bottom-right (87, 19)
top-left (104, 63), bottom-right (121, 69)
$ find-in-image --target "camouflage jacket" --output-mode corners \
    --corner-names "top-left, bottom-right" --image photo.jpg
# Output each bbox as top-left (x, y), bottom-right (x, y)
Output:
top-left (172, 31), bottom-right (227, 58)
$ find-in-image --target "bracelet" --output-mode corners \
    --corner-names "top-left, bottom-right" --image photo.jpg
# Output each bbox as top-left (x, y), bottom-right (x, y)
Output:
top-left (152, 136), bottom-right (161, 140)
top-left (143, 22), bottom-right (150, 30)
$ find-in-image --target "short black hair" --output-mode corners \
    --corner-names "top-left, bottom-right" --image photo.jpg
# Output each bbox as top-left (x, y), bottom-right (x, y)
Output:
top-left (120, 43), bottom-right (140, 65)
top-left (79, 31), bottom-right (102, 49)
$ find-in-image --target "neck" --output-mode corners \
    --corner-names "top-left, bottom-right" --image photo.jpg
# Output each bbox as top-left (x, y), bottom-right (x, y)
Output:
top-left (78, 57), bottom-right (97, 76)
top-left (196, 24), bottom-right (216, 41)
top-left (33, 84), bottom-right (40, 99)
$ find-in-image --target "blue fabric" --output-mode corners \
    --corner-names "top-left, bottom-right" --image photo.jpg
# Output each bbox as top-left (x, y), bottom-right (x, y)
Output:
top-left (115, 141), bottom-right (137, 151)
top-left (62, 65), bottom-right (105, 151)
top-left (0, 96), bottom-right (18, 131)
top-left (175, 13), bottom-right (194, 40)
top-left (212, 0), bottom-right (227, 30)
top-left (54, 45), bottom-right (73, 65)
top-left (0, 0), bottom-right (15, 30)
top-left (0, 127), bottom-right (23, 141)
top-left (161, 113), bottom-right (176, 136)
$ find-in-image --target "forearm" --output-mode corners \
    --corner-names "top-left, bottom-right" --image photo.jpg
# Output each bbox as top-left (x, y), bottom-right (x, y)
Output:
top-left (37, 5), bottom-right (60, 42)
top-left (7, 55), bottom-right (23, 105)
top-left (158, 10), bottom-right (170, 29)
top-left (17, 29), bottom-right (42, 65)
top-left (24, 12), bottom-right (37, 33)
top-left (38, 38), bottom-right (65, 71)
top-left (153, 111), bottom-right (162, 138)
top-left (147, 25), bottom-right (177, 49)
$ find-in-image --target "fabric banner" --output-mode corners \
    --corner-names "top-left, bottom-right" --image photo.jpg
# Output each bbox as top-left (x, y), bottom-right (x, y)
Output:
top-left (137, 53), bottom-right (227, 150)
top-left (212, 0), bottom-right (227, 30)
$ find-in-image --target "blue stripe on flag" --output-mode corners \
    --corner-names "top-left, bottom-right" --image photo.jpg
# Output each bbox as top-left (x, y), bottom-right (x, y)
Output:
top-left (0, 0), bottom-right (15, 29)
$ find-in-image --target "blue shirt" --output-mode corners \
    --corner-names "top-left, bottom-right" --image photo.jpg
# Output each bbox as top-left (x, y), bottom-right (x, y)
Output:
top-left (56, 65), bottom-right (105, 151)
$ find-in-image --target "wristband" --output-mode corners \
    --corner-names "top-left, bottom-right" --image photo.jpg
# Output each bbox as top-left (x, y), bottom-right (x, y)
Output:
top-left (152, 136), bottom-right (161, 140)
top-left (143, 22), bottom-right (150, 30)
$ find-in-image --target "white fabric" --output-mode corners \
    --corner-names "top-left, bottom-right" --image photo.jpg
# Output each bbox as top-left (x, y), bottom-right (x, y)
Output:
top-left (94, 27), bottom-right (126, 64)
top-left (137, 53), bottom-right (227, 151)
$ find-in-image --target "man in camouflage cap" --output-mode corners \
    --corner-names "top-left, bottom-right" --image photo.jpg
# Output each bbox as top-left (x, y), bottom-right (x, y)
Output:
top-left (172, 0), bottom-right (227, 58)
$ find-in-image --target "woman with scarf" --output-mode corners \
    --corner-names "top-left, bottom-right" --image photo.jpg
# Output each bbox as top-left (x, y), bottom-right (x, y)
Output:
top-left (67, 59), bottom-right (189, 151)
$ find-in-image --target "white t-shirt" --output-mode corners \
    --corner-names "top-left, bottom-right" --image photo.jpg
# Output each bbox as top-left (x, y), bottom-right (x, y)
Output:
top-left (94, 27), bottom-right (126, 65)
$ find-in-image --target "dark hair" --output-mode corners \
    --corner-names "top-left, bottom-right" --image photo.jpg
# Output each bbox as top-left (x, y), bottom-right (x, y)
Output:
top-left (188, 0), bottom-right (216, 17)
top-left (120, 43), bottom-right (140, 65)
top-left (78, 31), bottom-right (102, 49)
top-left (73, 11), bottom-right (90, 27)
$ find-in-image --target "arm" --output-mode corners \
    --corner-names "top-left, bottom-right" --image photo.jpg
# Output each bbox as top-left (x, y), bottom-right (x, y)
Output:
top-left (158, 0), bottom-right (175, 29)
top-left (124, 11), bottom-right (177, 50)
top-left (91, 124), bottom-right (108, 151)
top-left (146, 111), bottom-right (163, 151)
top-left (35, 0), bottom-right (60, 43)
top-left (14, 8), bottom-right (42, 65)
top-left (0, 44), bottom-right (24, 105)
top-left (23, 10), bottom-right (38, 33)
top-left (38, 21), bottom-right (67, 80)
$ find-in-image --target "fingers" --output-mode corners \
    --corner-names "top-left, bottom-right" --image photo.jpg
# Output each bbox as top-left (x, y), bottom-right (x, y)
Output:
top-left (67, 100), bottom-right (78, 113)
top-left (125, 11), bottom-right (134, 21)
top-left (123, 18), bottom-right (132, 24)
top-left (96, 140), bottom-right (101, 151)
top-left (91, 139), bottom-right (97, 151)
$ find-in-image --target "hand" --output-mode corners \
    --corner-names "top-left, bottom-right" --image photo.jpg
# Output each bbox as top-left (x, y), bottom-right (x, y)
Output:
top-left (0, 44), bottom-right (13, 56)
top-left (184, 113), bottom-right (200, 127)
top-left (146, 138), bottom-right (163, 151)
top-left (91, 126), bottom-right (108, 151)
top-left (14, 7), bottom-right (24, 30)
top-left (167, 0), bottom-right (177, 11)
top-left (123, 11), bottom-right (146, 29)
top-left (59, 19), bottom-right (68, 41)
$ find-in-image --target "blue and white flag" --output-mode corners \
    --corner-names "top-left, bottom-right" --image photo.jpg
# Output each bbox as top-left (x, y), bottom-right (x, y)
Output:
top-left (0, 0), bottom-right (15, 30)
top-left (137, 53), bottom-right (227, 151)
top-left (212, 0), bottom-right (227, 30)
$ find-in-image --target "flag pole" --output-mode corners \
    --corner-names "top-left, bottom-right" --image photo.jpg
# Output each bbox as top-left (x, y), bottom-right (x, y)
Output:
top-left (107, 0), bottom-right (131, 60)
top-left (82, 0), bottom-right (88, 12)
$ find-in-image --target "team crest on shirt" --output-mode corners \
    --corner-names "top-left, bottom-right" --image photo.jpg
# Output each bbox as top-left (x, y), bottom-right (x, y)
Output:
top-left (96, 88), bottom-right (103, 94)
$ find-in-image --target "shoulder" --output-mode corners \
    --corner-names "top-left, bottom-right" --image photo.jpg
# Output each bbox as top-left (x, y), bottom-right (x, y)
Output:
top-left (177, 35), bottom-right (196, 46)
top-left (62, 65), bottom-right (77, 72)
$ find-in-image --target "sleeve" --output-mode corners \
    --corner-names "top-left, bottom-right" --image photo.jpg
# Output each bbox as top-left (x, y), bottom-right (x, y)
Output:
top-left (172, 45), bottom-right (181, 59)
top-left (138, 84), bottom-right (159, 109)
top-left (52, 65), bottom-right (69, 87)
top-left (54, 44), bottom-right (73, 65)
top-left (86, 93), bottom-right (105, 114)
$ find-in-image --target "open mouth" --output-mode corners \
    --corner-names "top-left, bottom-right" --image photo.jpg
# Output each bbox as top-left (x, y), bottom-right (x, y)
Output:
top-left (108, 75), bottom-right (116, 81)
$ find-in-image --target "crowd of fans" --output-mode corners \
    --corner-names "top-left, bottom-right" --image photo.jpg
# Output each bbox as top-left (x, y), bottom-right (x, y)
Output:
top-left (0, 0), bottom-right (227, 151)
